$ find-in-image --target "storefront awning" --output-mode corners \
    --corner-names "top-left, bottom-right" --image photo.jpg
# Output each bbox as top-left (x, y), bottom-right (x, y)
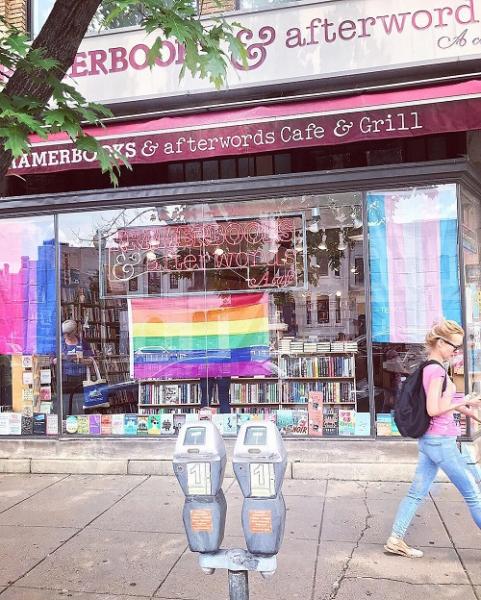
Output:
top-left (9, 79), bottom-right (481, 176)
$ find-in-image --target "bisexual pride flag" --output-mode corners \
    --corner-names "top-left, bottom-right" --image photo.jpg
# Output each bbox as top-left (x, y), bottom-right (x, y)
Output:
top-left (368, 185), bottom-right (461, 343)
top-left (129, 293), bottom-right (271, 379)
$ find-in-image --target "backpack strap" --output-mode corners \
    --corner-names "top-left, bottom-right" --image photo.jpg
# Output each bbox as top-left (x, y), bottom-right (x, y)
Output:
top-left (422, 359), bottom-right (447, 393)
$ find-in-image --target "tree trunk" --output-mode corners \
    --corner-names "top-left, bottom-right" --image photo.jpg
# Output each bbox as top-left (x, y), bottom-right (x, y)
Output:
top-left (0, 0), bottom-right (102, 189)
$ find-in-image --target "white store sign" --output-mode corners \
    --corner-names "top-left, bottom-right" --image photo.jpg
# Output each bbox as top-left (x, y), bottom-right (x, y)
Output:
top-left (71, 0), bottom-right (481, 104)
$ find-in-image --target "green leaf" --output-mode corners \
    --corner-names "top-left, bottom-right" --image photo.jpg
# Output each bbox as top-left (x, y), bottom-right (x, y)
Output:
top-left (0, 126), bottom-right (30, 157)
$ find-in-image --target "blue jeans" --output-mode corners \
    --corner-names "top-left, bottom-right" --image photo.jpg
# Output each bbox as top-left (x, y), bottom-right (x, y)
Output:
top-left (391, 435), bottom-right (481, 539)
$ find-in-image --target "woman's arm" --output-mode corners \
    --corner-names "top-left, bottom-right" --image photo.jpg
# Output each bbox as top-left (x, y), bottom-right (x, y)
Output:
top-left (426, 377), bottom-right (481, 416)
top-left (457, 405), bottom-right (481, 424)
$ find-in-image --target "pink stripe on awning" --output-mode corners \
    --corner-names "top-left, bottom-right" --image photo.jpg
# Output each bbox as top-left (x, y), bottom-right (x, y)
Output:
top-left (9, 79), bottom-right (481, 175)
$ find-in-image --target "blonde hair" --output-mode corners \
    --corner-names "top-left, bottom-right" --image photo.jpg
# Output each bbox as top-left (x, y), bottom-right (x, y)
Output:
top-left (425, 319), bottom-right (464, 349)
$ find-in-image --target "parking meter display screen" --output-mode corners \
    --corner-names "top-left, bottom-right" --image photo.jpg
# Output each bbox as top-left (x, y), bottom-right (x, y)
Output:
top-left (184, 427), bottom-right (206, 446)
top-left (244, 426), bottom-right (267, 446)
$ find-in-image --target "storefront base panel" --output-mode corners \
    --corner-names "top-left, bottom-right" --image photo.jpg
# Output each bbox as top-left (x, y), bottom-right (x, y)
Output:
top-left (1, 437), bottom-right (473, 481)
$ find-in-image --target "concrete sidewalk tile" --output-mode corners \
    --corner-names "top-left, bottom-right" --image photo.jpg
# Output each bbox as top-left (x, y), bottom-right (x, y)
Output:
top-left (362, 498), bottom-right (452, 547)
top-left (128, 460), bottom-right (174, 476)
top-left (0, 588), bottom-right (152, 600)
top-left (325, 480), bottom-right (368, 499)
top-left (313, 541), bottom-right (356, 600)
top-left (0, 475), bottom-right (65, 513)
top-left (17, 528), bottom-right (187, 597)
top-left (158, 537), bottom-right (317, 600)
top-left (90, 476), bottom-right (185, 534)
top-left (347, 543), bottom-right (470, 585)
top-left (433, 501), bottom-right (481, 549)
top-left (0, 475), bottom-right (144, 529)
top-left (456, 548), bottom-right (481, 584)
top-left (0, 526), bottom-right (77, 587)
top-left (331, 579), bottom-right (477, 600)
top-left (321, 498), bottom-right (368, 542)
top-left (430, 483), bottom-right (466, 502)
top-left (365, 481), bottom-right (413, 500)
top-left (281, 479), bottom-right (327, 496)
top-left (284, 494), bottom-right (324, 540)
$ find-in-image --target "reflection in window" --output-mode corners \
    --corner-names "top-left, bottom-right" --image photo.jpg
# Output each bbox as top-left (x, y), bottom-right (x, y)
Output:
top-left (317, 295), bottom-right (330, 324)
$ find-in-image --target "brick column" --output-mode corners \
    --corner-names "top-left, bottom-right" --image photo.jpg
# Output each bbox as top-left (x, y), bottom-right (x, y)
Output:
top-left (1, 0), bottom-right (27, 31)
top-left (199, 0), bottom-right (237, 16)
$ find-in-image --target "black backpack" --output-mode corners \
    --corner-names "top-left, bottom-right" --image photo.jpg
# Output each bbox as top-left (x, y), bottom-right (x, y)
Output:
top-left (394, 359), bottom-right (447, 438)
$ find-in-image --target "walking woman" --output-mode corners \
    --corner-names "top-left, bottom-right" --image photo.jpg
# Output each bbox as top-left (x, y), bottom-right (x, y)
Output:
top-left (385, 319), bottom-right (481, 558)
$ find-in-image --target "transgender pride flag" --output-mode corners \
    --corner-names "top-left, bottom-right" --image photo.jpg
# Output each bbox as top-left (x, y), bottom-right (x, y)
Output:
top-left (368, 185), bottom-right (461, 343)
top-left (129, 293), bottom-right (271, 379)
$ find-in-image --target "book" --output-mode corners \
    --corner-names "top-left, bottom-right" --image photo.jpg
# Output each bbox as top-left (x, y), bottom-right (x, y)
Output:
top-left (40, 369), bottom-right (51, 384)
top-left (21, 355), bottom-right (33, 369)
top-left (173, 413), bottom-right (186, 435)
top-left (338, 410), bottom-right (356, 436)
top-left (322, 406), bottom-right (339, 436)
top-left (39, 401), bottom-right (52, 414)
top-left (212, 414), bottom-right (238, 436)
top-left (137, 415), bottom-right (149, 436)
top-left (276, 409), bottom-right (308, 435)
top-left (124, 414), bottom-right (138, 435)
top-left (77, 415), bottom-right (89, 435)
top-left (8, 413), bottom-right (22, 435)
top-left (88, 414), bottom-right (101, 435)
top-left (65, 415), bottom-right (78, 434)
top-left (147, 415), bottom-right (162, 435)
top-left (308, 391), bottom-right (323, 437)
top-left (101, 415), bottom-right (112, 435)
top-left (46, 414), bottom-right (59, 435)
top-left (33, 413), bottom-right (47, 435)
top-left (39, 386), bottom-right (52, 401)
top-left (0, 413), bottom-right (9, 435)
top-left (160, 413), bottom-right (174, 434)
top-left (21, 415), bottom-right (34, 435)
top-left (376, 413), bottom-right (392, 436)
top-left (111, 414), bottom-right (125, 435)
top-left (354, 413), bottom-right (371, 436)
top-left (22, 371), bottom-right (33, 386)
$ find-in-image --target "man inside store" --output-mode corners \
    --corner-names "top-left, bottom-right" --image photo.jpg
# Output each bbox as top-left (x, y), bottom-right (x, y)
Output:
top-left (59, 319), bottom-right (94, 415)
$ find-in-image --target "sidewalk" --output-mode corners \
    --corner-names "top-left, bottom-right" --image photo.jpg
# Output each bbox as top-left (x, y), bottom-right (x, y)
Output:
top-left (0, 473), bottom-right (479, 600)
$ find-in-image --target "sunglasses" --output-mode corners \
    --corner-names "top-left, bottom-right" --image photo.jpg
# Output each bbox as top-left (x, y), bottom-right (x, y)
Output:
top-left (438, 337), bottom-right (462, 351)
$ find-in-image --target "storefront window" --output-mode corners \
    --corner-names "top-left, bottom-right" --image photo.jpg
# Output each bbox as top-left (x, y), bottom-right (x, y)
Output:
top-left (461, 189), bottom-right (481, 435)
top-left (368, 184), bottom-right (463, 436)
top-left (54, 192), bottom-right (369, 437)
top-left (0, 216), bottom-right (57, 435)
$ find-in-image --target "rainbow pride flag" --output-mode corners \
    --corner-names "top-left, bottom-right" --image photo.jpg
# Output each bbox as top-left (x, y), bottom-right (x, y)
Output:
top-left (129, 293), bottom-right (271, 379)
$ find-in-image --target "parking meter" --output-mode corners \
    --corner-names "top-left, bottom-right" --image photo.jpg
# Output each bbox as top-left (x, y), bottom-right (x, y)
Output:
top-left (233, 421), bottom-right (287, 557)
top-left (173, 421), bottom-right (227, 553)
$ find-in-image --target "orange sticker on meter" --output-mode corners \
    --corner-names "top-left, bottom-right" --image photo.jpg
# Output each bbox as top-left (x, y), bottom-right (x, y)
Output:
top-left (190, 509), bottom-right (213, 532)
top-left (249, 510), bottom-right (272, 533)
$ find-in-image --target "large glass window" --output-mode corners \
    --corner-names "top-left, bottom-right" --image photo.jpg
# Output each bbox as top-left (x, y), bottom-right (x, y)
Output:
top-left (368, 184), bottom-right (463, 436)
top-left (0, 216), bottom-right (58, 435)
top-left (461, 189), bottom-right (481, 436)
top-left (53, 192), bottom-right (369, 437)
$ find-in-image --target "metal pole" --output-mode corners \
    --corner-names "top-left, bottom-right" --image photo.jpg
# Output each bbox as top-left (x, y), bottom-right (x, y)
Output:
top-left (228, 570), bottom-right (249, 600)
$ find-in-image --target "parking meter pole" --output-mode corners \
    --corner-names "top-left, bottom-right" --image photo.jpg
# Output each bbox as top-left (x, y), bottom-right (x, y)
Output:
top-left (228, 570), bottom-right (249, 600)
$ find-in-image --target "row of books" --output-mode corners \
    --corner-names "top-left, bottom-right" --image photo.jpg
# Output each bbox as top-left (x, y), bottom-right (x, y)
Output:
top-left (279, 338), bottom-right (358, 354)
top-left (139, 383), bottom-right (201, 405)
top-left (278, 356), bottom-right (354, 378)
top-left (0, 412), bottom-right (58, 436)
top-left (283, 381), bottom-right (355, 404)
top-left (230, 382), bottom-right (279, 404)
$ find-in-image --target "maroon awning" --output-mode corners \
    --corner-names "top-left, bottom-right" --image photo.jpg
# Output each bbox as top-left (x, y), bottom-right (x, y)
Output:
top-left (9, 79), bottom-right (481, 176)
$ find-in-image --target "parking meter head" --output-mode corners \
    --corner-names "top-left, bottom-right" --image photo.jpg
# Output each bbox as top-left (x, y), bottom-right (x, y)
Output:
top-left (173, 422), bottom-right (227, 497)
top-left (233, 421), bottom-right (287, 498)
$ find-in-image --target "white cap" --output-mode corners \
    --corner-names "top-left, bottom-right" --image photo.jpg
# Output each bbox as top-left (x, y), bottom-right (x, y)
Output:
top-left (62, 319), bottom-right (77, 334)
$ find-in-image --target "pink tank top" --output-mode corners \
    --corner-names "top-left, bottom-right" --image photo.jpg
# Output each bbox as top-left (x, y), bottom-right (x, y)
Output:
top-left (423, 363), bottom-right (460, 437)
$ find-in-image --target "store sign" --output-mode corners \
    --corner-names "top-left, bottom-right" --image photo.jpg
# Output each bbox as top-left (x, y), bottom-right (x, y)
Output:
top-left (69, 0), bottom-right (481, 105)
top-left (102, 215), bottom-right (306, 297)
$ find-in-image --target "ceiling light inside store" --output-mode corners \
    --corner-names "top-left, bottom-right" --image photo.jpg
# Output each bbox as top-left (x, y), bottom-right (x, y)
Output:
top-left (335, 291), bottom-right (342, 297)
top-left (146, 251), bottom-right (157, 261)
top-left (318, 230), bottom-right (327, 251)
top-left (214, 248), bottom-right (224, 256)
top-left (308, 221), bottom-right (320, 233)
